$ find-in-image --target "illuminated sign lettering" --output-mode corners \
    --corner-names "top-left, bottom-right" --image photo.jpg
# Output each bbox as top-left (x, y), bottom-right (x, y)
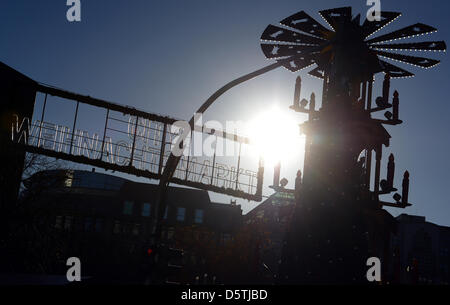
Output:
top-left (10, 85), bottom-right (263, 201)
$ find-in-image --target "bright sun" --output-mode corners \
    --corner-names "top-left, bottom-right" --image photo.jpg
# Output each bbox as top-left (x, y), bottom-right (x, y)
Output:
top-left (245, 106), bottom-right (305, 168)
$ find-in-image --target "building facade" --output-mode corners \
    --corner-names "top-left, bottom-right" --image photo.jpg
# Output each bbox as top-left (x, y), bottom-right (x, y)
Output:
top-left (17, 169), bottom-right (243, 283)
top-left (390, 214), bottom-right (450, 284)
top-left (244, 189), bottom-right (296, 283)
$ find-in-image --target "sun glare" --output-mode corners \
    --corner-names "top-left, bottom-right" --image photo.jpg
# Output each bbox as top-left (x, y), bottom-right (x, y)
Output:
top-left (245, 106), bottom-right (305, 168)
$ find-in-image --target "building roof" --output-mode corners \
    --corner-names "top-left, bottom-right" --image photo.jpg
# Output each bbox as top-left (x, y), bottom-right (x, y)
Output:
top-left (396, 213), bottom-right (450, 231)
top-left (245, 189), bottom-right (295, 219)
top-left (120, 180), bottom-right (211, 206)
top-left (26, 169), bottom-right (212, 205)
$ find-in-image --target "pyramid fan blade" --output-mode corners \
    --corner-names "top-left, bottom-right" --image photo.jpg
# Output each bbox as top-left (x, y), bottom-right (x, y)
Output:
top-left (280, 55), bottom-right (316, 72)
top-left (318, 7), bottom-right (352, 30)
top-left (376, 51), bottom-right (440, 68)
top-left (379, 60), bottom-right (415, 78)
top-left (362, 12), bottom-right (401, 39)
top-left (370, 41), bottom-right (447, 52)
top-left (280, 11), bottom-right (332, 39)
top-left (261, 44), bottom-right (317, 59)
top-left (367, 23), bottom-right (437, 44)
top-left (260, 8), bottom-right (444, 79)
top-left (308, 67), bottom-right (325, 79)
top-left (261, 25), bottom-right (324, 45)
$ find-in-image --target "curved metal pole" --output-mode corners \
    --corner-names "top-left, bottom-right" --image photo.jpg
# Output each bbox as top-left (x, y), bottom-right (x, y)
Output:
top-left (152, 59), bottom-right (288, 244)
top-left (194, 61), bottom-right (285, 115)
top-left (160, 60), bottom-right (284, 184)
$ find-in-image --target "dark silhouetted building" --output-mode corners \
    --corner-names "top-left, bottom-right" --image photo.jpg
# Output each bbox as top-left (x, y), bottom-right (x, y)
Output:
top-left (244, 189), bottom-right (296, 283)
top-left (20, 169), bottom-right (242, 283)
top-left (391, 214), bottom-right (450, 284)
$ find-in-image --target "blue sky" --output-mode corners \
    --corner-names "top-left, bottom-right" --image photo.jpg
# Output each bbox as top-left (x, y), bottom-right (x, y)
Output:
top-left (1, 0), bottom-right (449, 225)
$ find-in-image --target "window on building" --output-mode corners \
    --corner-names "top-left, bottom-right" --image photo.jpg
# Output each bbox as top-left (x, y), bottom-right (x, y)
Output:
top-left (167, 227), bottom-right (175, 240)
top-left (64, 177), bottom-right (73, 187)
top-left (95, 218), bottom-right (103, 233)
top-left (256, 210), bottom-right (264, 219)
top-left (55, 216), bottom-right (63, 229)
top-left (123, 201), bottom-right (134, 215)
top-left (223, 233), bottom-right (231, 242)
top-left (176, 207), bottom-right (186, 222)
top-left (84, 217), bottom-right (93, 232)
top-left (113, 221), bottom-right (121, 234)
top-left (64, 216), bottom-right (73, 231)
top-left (163, 206), bottom-right (168, 219)
top-left (194, 209), bottom-right (204, 224)
top-left (123, 223), bottom-right (132, 234)
top-left (132, 224), bottom-right (140, 236)
top-left (142, 203), bottom-right (151, 217)
top-left (273, 209), bottom-right (280, 222)
top-left (72, 218), bottom-right (82, 232)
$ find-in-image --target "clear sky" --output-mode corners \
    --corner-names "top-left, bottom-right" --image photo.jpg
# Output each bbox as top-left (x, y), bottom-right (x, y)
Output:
top-left (1, 0), bottom-right (449, 225)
